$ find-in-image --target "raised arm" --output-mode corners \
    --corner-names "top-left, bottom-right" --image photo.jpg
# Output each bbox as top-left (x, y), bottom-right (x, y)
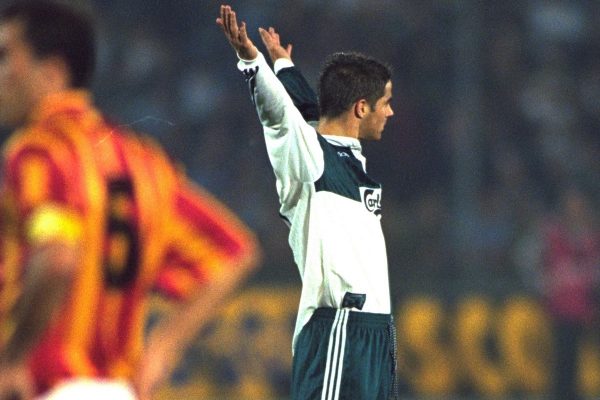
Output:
top-left (0, 147), bottom-right (83, 400)
top-left (217, 5), bottom-right (323, 185)
top-left (0, 230), bottom-right (78, 400)
top-left (259, 27), bottom-right (320, 123)
top-left (132, 148), bottom-right (260, 400)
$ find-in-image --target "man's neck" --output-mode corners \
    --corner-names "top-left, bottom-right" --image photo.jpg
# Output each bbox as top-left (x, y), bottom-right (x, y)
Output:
top-left (317, 115), bottom-right (359, 139)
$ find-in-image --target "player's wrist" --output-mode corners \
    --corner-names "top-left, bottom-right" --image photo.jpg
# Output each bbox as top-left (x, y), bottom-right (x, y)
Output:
top-left (237, 45), bottom-right (258, 61)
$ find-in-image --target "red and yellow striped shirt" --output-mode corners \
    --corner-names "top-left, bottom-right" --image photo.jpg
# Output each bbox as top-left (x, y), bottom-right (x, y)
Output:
top-left (0, 90), bottom-right (258, 393)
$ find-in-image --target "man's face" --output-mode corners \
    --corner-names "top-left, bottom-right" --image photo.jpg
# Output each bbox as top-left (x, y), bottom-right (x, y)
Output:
top-left (358, 80), bottom-right (394, 141)
top-left (0, 19), bottom-right (39, 128)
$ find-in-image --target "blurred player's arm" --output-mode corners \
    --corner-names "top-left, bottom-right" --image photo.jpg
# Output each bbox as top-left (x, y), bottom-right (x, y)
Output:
top-left (0, 205), bottom-right (82, 400)
top-left (260, 27), bottom-right (320, 123)
top-left (0, 139), bottom-right (83, 399)
top-left (134, 181), bottom-right (261, 400)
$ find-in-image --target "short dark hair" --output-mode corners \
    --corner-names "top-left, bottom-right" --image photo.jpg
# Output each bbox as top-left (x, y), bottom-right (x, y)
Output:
top-left (0, 1), bottom-right (96, 88)
top-left (318, 52), bottom-right (392, 119)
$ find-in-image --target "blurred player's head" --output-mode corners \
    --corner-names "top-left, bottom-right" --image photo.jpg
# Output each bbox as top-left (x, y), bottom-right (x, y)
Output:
top-left (318, 52), bottom-right (393, 141)
top-left (0, 1), bottom-right (96, 127)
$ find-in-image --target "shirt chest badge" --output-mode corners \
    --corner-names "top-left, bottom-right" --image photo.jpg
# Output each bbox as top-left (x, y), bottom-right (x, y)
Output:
top-left (359, 187), bottom-right (382, 217)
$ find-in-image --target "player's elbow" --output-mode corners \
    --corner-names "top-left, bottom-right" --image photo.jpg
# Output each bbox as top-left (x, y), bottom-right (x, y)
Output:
top-left (240, 234), bottom-right (263, 273)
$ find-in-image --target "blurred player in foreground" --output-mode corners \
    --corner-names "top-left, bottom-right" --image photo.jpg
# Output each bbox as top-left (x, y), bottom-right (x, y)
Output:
top-left (0, 1), bottom-right (260, 399)
top-left (218, 5), bottom-right (397, 399)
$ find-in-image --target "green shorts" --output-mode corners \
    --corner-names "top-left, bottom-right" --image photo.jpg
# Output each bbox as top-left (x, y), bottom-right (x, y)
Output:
top-left (291, 308), bottom-right (398, 400)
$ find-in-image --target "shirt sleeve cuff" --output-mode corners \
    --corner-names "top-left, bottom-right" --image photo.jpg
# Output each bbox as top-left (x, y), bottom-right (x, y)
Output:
top-left (236, 51), bottom-right (265, 69)
top-left (274, 58), bottom-right (295, 74)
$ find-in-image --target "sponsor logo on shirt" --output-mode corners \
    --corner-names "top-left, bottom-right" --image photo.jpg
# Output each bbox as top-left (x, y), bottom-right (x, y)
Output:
top-left (359, 187), bottom-right (382, 217)
top-left (242, 66), bottom-right (259, 80)
top-left (243, 66), bottom-right (259, 105)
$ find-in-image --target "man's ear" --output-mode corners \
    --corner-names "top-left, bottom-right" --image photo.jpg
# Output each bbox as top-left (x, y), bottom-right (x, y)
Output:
top-left (353, 99), bottom-right (369, 119)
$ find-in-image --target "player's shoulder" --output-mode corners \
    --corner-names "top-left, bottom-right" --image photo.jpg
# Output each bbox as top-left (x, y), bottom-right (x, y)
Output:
top-left (2, 107), bottom-right (106, 183)
top-left (113, 125), bottom-right (169, 161)
top-left (108, 124), bottom-right (181, 180)
top-left (2, 124), bottom-right (71, 170)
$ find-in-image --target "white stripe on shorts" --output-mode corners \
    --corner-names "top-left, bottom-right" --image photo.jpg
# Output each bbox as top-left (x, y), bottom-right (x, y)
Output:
top-left (321, 309), bottom-right (350, 400)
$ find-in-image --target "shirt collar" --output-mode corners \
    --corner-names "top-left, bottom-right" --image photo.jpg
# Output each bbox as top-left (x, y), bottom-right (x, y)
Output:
top-left (321, 134), bottom-right (362, 152)
top-left (29, 90), bottom-right (92, 124)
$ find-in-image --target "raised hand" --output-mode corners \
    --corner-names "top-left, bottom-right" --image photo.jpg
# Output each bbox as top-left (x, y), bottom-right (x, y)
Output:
top-left (216, 5), bottom-right (258, 60)
top-left (259, 27), bottom-right (293, 64)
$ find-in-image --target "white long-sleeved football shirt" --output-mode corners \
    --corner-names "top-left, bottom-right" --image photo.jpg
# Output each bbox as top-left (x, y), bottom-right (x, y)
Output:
top-left (238, 53), bottom-right (391, 351)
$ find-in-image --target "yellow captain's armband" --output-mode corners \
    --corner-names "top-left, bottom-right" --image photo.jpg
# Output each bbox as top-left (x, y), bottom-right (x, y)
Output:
top-left (26, 204), bottom-right (83, 245)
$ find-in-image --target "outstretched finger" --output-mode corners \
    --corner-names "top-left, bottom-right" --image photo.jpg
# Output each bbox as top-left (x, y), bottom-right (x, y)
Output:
top-left (228, 9), bottom-right (240, 37)
top-left (217, 5), bottom-right (233, 37)
top-left (216, 16), bottom-right (226, 34)
top-left (219, 5), bottom-right (229, 31)
top-left (269, 27), bottom-right (281, 44)
top-left (239, 21), bottom-right (249, 42)
top-left (258, 27), bottom-right (270, 44)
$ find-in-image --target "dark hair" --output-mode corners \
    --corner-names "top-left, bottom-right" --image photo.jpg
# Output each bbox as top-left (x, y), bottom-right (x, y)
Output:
top-left (0, 1), bottom-right (96, 88)
top-left (318, 52), bottom-right (392, 119)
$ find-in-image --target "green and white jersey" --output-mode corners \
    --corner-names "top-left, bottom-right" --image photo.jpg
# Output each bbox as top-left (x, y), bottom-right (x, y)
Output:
top-left (238, 53), bottom-right (391, 350)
